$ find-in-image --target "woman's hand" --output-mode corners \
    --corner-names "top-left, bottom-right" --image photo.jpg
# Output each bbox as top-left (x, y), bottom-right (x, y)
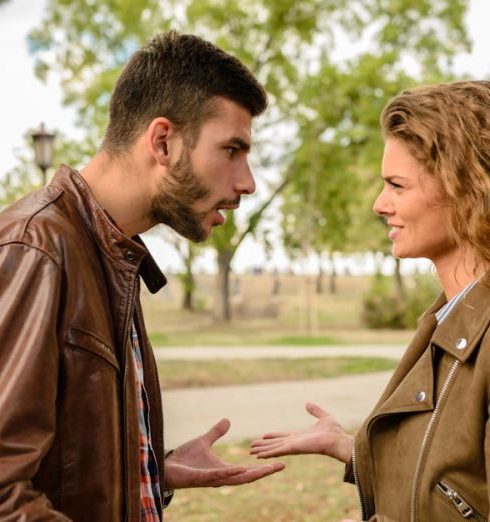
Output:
top-left (250, 402), bottom-right (353, 464)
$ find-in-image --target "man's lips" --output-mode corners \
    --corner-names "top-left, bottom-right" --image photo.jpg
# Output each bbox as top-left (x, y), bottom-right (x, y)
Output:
top-left (211, 198), bottom-right (241, 225)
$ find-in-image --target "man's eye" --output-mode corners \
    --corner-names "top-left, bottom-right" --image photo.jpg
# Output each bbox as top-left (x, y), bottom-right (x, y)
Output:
top-left (389, 181), bottom-right (402, 189)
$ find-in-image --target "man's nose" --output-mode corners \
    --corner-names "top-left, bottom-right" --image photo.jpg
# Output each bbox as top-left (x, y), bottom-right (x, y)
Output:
top-left (236, 164), bottom-right (256, 195)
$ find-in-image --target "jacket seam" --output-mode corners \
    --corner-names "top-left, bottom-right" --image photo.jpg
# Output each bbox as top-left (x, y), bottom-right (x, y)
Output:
top-left (68, 325), bottom-right (114, 353)
top-left (0, 240), bottom-right (61, 267)
top-left (20, 188), bottom-right (63, 238)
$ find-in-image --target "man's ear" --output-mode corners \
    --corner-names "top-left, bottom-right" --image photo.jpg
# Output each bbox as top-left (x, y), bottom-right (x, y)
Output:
top-left (147, 117), bottom-right (175, 166)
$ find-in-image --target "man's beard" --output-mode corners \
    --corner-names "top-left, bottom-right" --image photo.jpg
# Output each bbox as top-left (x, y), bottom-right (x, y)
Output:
top-left (150, 147), bottom-right (212, 242)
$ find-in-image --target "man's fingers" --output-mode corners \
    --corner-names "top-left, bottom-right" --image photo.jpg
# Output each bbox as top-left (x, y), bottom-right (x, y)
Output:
top-left (305, 402), bottom-right (328, 419)
top-left (212, 462), bottom-right (285, 486)
top-left (261, 431), bottom-right (292, 439)
top-left (203, 418), bottom-right (231, 445)
top-left (189, 464), bottom-right (247, 486)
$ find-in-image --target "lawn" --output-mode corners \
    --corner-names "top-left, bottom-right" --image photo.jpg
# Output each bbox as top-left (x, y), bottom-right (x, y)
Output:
top-left (157, 356), bottom-right (397, 389)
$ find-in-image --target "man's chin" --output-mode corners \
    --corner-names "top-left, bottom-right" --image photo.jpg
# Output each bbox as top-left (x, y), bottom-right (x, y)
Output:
top-left (177, 226), bottom-right (209, 243)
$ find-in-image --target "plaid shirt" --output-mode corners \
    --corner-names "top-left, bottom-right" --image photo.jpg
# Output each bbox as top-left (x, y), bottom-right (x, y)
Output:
top-left (130, 321), bottom-right (162, 521)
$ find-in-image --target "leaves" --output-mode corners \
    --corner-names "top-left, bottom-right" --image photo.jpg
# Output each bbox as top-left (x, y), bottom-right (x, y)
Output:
top-left (21, 0), bottom-right (471, 319)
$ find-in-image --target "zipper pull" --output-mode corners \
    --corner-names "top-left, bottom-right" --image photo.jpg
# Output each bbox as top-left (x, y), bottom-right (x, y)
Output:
top-left (437, 481), bottom-right (474, 518)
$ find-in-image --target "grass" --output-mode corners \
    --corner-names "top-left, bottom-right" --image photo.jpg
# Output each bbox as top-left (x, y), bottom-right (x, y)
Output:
top-left (149, 331), bottom-right (345, 347)
top-left (157, 356), bottom-right (397, 389)
top-left (165, 441), bottom-right (360, 521)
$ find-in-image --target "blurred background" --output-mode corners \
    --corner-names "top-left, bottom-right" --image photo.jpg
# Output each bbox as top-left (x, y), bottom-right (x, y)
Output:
top-left (1, 0), bottom-right (489, 519)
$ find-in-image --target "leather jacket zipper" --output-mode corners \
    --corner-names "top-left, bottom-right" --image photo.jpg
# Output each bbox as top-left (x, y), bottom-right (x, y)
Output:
top-left (436, 480), bottom-right (485, 520)
top-left (409, 359), bottom-right (460, 522)
top-left (122, 275), bottom-right (138, 522)
top-left (352, 443), bottom-right (367, 521)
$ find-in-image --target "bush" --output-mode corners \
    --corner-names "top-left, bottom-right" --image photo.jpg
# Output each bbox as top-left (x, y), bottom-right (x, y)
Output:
top-left (362, 273), bottom-right (440, 329)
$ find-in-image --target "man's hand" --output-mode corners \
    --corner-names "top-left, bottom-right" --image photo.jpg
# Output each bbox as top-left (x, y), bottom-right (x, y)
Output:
top-left (250, 402), bottom-right (353, 464)
top-left (164, 418), bottom-right (285, 489)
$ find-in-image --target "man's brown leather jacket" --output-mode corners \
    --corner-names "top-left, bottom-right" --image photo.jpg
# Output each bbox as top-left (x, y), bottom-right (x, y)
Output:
top-left (0, 165), bottom-right (167, 521)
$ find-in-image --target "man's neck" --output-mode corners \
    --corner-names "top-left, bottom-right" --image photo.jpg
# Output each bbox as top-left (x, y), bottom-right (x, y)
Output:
top-left (80, 150), bottom-right (154, 237)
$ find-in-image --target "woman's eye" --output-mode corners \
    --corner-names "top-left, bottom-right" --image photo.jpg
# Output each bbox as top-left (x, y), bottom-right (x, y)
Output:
top-left (389, 181), bottom-right (402, 189)
top-left (226, 147), bottom-right (238, 158)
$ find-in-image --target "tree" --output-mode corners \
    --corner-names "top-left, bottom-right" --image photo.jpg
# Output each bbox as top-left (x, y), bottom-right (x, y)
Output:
top-left (154, 227), bottom-right (204, 310)
top-left (28, 0), bottom-right (470, 320)
top-left (281, 131), bottom-right (359, 294)
top-left (280, 0), bottom-right (470, 303)
top-left (0, 129), bottom-right (84, 209)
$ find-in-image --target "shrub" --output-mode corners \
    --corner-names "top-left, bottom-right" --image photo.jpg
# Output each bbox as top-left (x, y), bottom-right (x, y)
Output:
top-left (362, 273), bottom-right (440, 329)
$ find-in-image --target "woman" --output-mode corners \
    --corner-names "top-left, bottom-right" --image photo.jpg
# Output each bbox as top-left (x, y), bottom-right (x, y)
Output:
top-left (251, 81), bottom-right (490, 521)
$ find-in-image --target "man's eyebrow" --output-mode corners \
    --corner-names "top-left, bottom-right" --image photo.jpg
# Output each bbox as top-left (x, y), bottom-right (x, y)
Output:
top-left (227, 137), bottom-right (251, 152)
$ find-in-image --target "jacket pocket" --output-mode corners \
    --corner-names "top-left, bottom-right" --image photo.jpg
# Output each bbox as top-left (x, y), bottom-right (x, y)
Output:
top-left (435, 480), bottom-right (485, 521)
top-left (65, 327), bottom-right (120, 372)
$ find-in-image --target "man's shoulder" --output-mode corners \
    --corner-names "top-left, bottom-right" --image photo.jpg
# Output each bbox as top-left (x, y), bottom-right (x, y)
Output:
top-left (0, 185), bottom-right (85, 263)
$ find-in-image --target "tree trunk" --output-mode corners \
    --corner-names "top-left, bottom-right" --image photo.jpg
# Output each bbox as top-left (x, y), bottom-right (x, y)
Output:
top-left (394, 257), bottom-right (405, 301)
top-left (181, 243), bottom-right (196, 310)
top-left (215, 249), bottom-right (233, 321)
top-left (182, 264), bottom-right (194, 310)
top-left (329, 253), bottom-right (337, 295)
top-left (272, 271), bottom-right (280, 296)
top-left (315, 252), bottom-right (323, 294)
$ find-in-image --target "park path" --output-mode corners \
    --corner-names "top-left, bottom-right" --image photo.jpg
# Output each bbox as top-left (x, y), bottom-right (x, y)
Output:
top-left (159, 344), bottom-right (403, 448)
top-left (163, 371), bottom-right (393, 448)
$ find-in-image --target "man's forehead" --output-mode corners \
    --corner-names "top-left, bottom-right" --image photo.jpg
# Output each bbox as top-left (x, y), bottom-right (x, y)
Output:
top-left (202, 100), bottom-right (252, 138)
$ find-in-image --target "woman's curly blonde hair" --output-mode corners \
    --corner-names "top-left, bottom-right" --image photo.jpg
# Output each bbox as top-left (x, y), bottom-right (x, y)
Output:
top-left (381, 81), bottom-right (490, 265)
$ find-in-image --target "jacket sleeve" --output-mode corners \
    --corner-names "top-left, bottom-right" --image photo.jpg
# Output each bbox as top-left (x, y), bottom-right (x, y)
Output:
top-left (0, 243), bottom-right (71, 521)
top-left (486, 403), bottom-right (490, 516)
top-left (344, 457), bottom-right (355, 484)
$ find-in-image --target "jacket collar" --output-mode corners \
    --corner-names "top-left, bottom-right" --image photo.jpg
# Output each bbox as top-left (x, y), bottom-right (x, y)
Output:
top-left (48, 164), bottom-right (166, 294)
top-left (431, 274), bottom-right (490, 363)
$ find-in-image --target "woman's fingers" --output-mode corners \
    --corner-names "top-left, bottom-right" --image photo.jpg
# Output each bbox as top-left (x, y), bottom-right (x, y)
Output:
top-left (305, 402), bottom-right (328, 419)
top-left (250, 442), bottom-right (286, 455)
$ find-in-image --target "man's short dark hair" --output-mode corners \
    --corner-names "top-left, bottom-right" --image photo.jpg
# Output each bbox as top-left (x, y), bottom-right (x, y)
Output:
top-left (103, 31), bottom-right (268, 154)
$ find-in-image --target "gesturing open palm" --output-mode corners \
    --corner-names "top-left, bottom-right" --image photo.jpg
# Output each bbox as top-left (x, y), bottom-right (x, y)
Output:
top-left (250, 402), bottom-right (353, 464)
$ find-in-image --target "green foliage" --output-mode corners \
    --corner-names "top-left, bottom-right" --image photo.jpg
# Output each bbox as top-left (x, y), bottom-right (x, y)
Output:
top-left (0, 129), bottom-right (91, 210)
top-left (0, 164), bottom-right (41, 209)
top-left (26, 0), bottom-right (471, 320)
top-left (362, 273), bottom-right (440, 329)
top-left (403, 272), bottom-right (441, 327)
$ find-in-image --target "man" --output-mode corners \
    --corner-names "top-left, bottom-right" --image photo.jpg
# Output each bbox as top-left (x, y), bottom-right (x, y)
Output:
top-left (0, 31), bottom-right (284, 520)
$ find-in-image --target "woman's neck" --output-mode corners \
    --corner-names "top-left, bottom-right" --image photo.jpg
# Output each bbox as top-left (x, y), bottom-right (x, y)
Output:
top-left (434, 247), bottom-right (487, 300)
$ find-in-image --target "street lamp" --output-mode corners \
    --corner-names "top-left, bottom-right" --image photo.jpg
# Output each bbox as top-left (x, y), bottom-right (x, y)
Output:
top-left (31, 123), bottom-right (56, 185)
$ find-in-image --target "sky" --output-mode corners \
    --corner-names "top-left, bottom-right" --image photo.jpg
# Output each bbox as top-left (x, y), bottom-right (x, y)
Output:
top-left (1, 0), bottom-right (490, 274)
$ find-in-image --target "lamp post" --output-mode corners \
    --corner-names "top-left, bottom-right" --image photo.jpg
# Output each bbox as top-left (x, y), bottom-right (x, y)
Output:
top-left (31, 123), bottom-right (55, 185)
